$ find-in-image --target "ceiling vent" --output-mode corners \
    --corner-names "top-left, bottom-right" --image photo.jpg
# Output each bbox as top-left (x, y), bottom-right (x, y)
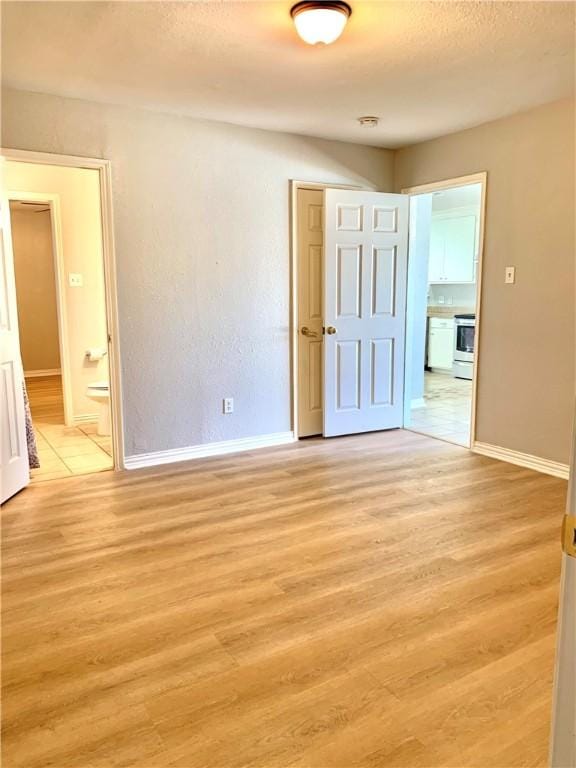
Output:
top-left (357, 116), bottom-right (379, 127)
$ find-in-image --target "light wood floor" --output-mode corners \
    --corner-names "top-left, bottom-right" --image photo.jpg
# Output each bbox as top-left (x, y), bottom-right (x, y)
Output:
top-left (2, 430), bottom-right (565, 768)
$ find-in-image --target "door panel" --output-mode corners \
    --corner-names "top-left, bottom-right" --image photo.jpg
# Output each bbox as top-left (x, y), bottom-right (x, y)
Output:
top-left (336, 340), bottom-right (361, 410)
top-left (308, 340), bottom-right (323, 412)
top-left (307, 245), bottom-right (323, 320)
top-left (372, 247), bottom-right (396, 316)
top-left (337, 245), bottom-right (361, 318)
top-left (1, 198), bottom-right (29, 503)
top-left (324, 190), bottom-right (408, 437)
top-left (373, 206), bottom-right (397, 233)
top-left (297, 188), bottom-right (324, 437)
top-left (337, 204), bottom-right (363, 231)
top-left (371, 338), bottom-right (394, 406)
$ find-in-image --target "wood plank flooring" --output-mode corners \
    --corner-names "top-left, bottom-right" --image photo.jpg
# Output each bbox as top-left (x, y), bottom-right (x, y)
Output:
top-left (1, 430), bottom-right (566, 767)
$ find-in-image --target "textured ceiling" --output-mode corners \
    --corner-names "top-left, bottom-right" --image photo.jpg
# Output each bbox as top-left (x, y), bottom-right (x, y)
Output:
top-left (1, 1), bottom-right (574, 148)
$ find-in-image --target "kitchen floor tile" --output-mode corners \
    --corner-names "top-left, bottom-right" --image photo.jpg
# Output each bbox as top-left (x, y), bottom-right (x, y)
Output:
top-left (408, 372), bottom-right (472, 448)
top-left (56, 442), bottom-right (110, 459)
top-left (63, 454), bottom-right (114, 473)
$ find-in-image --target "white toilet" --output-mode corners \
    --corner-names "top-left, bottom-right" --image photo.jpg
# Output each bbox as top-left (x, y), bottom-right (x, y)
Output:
top-left (86, 381), bottom-right (111, 436)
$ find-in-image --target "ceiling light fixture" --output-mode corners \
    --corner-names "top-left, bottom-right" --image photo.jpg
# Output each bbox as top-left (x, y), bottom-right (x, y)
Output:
top-left (290, 1), bottom-right (352, 45)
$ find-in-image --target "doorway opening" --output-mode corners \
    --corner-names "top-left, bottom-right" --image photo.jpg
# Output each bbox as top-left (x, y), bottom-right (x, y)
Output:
top-left (402, 174), bottom-right (486, 448)
top-left (9, 195), bottom-right (113, 481)
top-left (1, 151), bottom-right (123, 502)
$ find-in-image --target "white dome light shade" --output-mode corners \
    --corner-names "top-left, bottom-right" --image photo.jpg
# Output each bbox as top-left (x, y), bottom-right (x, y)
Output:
top-left (291, 2), bottom-right (352, 45)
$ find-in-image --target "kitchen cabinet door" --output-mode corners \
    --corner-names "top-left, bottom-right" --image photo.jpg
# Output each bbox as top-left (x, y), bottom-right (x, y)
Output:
top-left (442, 215), bottom-right (476, 282)
top-left (428, 326), bottom-right (454, 370)
top-left (428, 218), bottom-right (445, 282)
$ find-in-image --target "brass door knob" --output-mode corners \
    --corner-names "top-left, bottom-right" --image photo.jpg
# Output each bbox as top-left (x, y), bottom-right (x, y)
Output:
top-left (301, 326), bottom-right (318, 337)
top-left (326, 326), bottom-right (337, 335)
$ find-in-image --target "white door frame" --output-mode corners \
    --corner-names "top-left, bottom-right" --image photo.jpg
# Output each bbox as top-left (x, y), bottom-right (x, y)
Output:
top-left (7, 191), bottom-right (74, 427)
top-left (2, 147), bottom-right (125, 470)
top-left (401, 172), bottom-right (487, 448)
top-left (290, 180), bottom-right (364, 439)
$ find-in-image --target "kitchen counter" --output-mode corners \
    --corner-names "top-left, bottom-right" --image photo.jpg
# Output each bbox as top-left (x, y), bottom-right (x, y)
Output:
top-left (427, 306), bottom-right (475, 318)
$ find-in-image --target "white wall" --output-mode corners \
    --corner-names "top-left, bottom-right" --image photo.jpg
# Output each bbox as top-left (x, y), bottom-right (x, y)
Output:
top-left (428, 283), bottom-right (476, 309)
top-left (5, 161), bottom-right (109, 420)
top-left (1, 88), bottom-right (394, 457)
top-left (405, 194), bottom-right (432, 409)
top-left (10, 208), bottom-right (61, 372)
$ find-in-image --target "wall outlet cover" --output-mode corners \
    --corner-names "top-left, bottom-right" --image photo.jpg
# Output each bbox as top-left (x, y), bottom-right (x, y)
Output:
top-left (69, 273), bottom-right (83, 287)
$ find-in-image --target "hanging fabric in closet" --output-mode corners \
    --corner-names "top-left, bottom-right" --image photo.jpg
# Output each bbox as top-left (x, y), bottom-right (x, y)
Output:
top-left (23, 382), bottom-right (39, 469)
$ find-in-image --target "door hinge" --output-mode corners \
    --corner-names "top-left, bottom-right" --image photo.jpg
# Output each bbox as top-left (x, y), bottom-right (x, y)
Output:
top-left (561, 514), bottom-right (576, 557)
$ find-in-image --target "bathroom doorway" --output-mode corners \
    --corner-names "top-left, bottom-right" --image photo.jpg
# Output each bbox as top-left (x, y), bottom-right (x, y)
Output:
top-left (2, 151), bottom-right (123, 494)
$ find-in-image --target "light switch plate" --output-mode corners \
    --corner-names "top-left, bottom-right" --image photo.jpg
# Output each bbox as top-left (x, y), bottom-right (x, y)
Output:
top-left (69, 273), bottom-right (83, 287)
top-left (505, 266), bottom-right (515, 284)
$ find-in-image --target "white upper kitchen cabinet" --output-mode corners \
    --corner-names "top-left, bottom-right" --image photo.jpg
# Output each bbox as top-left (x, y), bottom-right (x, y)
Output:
top-left (428, 220), bottom-right (446, 282)
top-left (428, 212), bottom-right (477, 283)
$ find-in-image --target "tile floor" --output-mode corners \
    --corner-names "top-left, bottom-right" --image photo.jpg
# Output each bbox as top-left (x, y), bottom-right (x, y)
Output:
top-left (409, 371), bottom-right (472, 448)
top-left (27, 375), bottom-right (113, 482)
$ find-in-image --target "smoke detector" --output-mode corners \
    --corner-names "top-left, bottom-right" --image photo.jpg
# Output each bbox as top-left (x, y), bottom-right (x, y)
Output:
top-left (358, 116), bottom-right (379, 127)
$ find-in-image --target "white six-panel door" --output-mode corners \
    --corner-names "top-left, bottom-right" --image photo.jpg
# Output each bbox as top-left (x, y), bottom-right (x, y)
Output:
top-left (323, 189), bottom-right (408, 437)
top-left (0, 197), bottom-right (29, 503)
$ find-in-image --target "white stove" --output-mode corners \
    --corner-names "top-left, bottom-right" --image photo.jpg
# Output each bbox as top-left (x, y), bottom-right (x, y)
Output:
top-left (453, 314), bottom-right (475, 380)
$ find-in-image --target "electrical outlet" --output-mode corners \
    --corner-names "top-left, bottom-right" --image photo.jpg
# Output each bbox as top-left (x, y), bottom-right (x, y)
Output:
top-left (69, 273), bottom-right (83, 287)
top-left (505, 266), bottom-right (516, 284)
top-left (223, 398), bottom-right (234, 414)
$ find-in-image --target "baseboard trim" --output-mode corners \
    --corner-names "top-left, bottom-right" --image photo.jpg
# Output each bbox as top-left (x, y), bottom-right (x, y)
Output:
top-left (473, 441), bottom-right (569, 480)
top-left (124, 431), bottom-right (296, 470)
top-left (24, 368), bottom-right (61, 378)
top-left (73, 413), bottom-right (98, 424)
